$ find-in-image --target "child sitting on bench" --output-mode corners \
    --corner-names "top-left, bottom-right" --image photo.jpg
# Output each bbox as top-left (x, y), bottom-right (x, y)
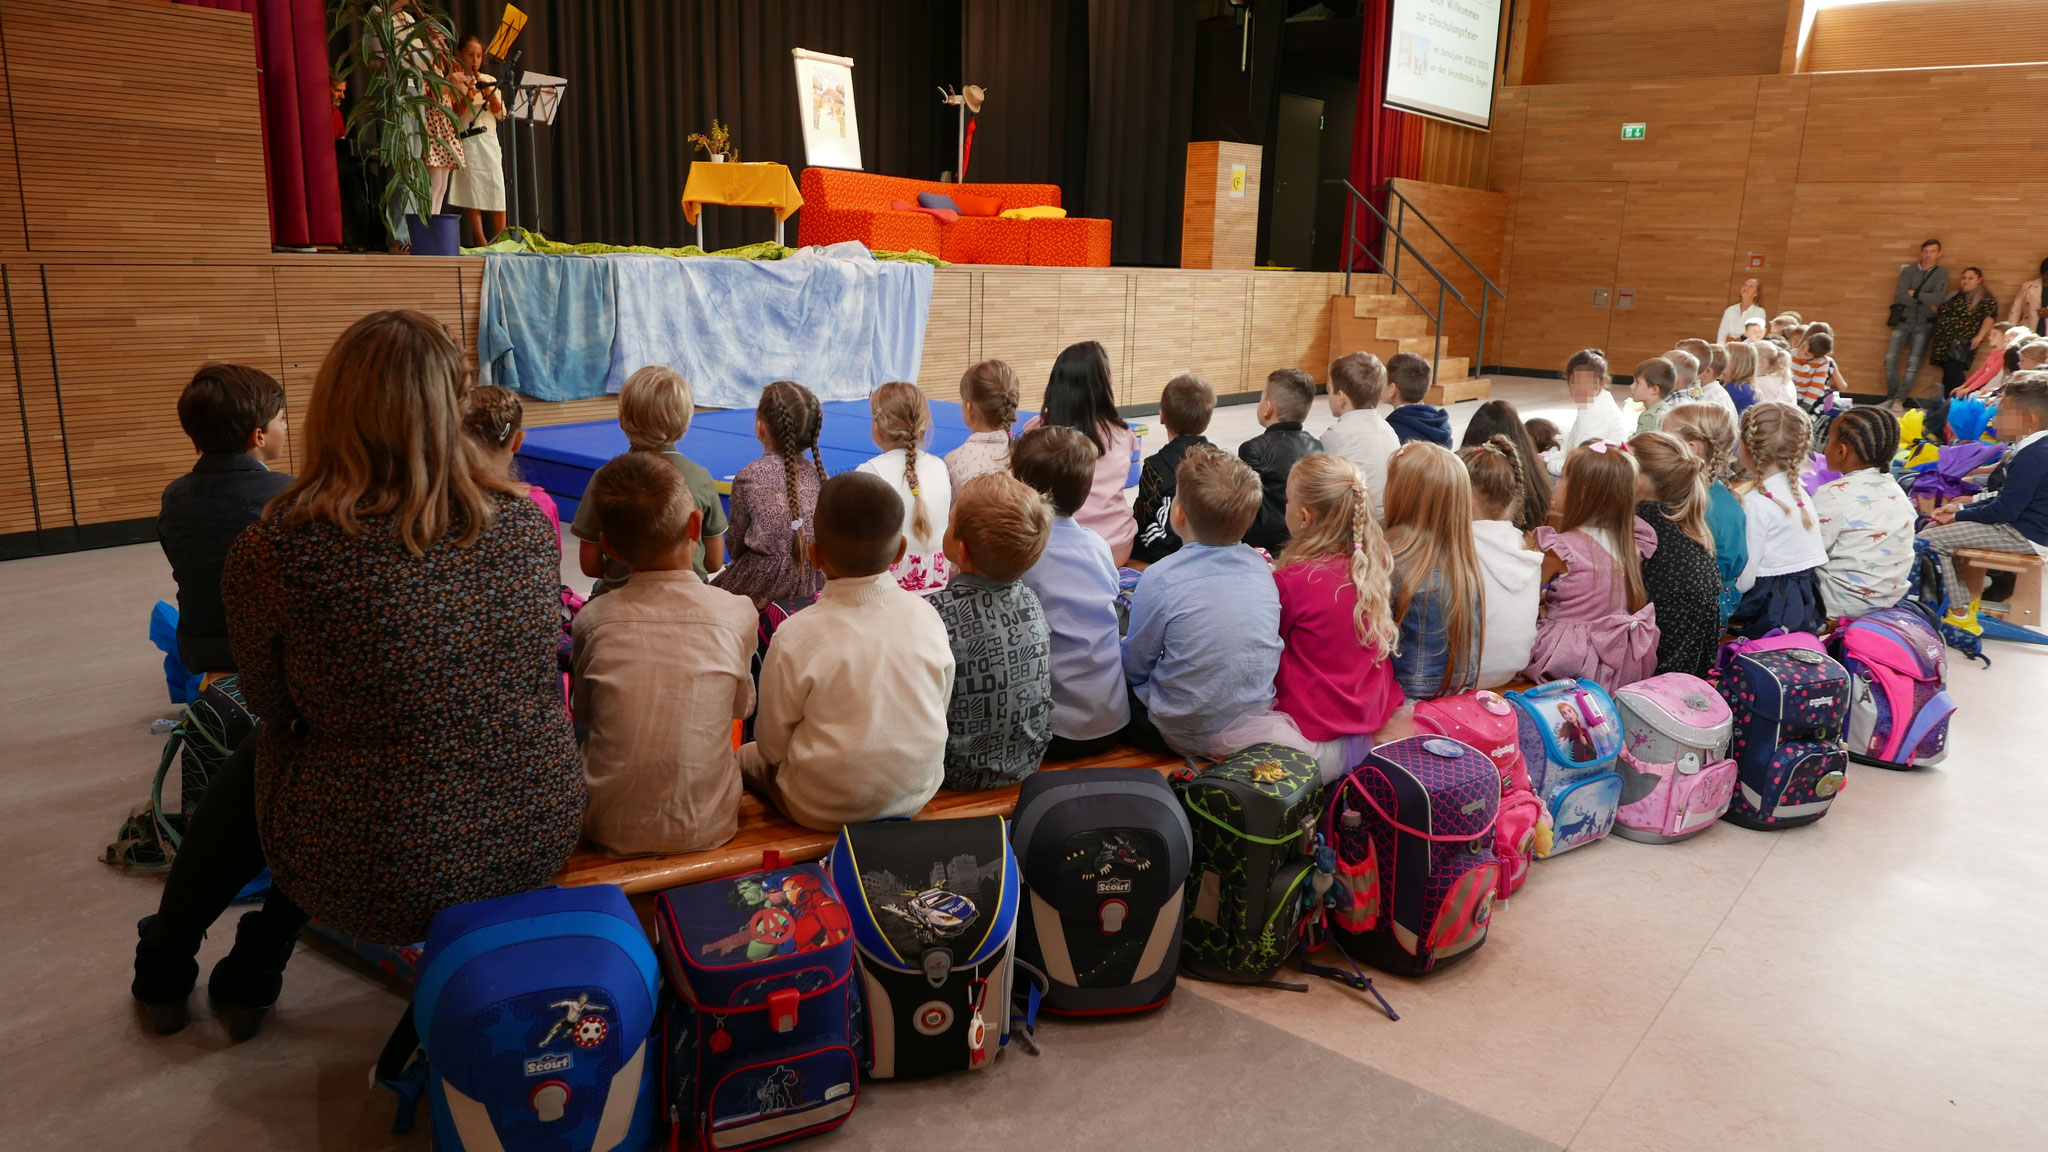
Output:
top-left (1920, 373), bottom-right (2048, 626)
top-left (573, 453), bottom-right (759, 857)
top-left (741, 472), bottom-right (956, 830)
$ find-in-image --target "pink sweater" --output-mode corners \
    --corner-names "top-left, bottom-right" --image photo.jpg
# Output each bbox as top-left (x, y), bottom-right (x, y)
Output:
top-left (1272, 555), bottom-right (1404, 741)
top-left (1023, 416), bottom-right (1138, 565)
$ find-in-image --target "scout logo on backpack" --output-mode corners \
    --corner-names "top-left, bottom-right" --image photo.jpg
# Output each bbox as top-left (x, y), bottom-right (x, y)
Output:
top-left (1413, 690), bottom-right (1547, 898)
top-left (1173, 743), bottom-right (1323, 984)
top-left (656, 860), bottom-right (858, 1150)
top-left (1830, 605), bottom-right (1956, 770)
top-left (1011, 768), bottom-right (1193, 1015)
top-left (1612, 674), bottom-right (1738, 843)
top-left (1709, 634), bottom-right (1851, 830)
top-left (1323, 736), bottom-right (1500, 977)
top-left (1506, 680), bottom-right (1624, 856)
top-left (829, 816), bottom-right (1019, 1079)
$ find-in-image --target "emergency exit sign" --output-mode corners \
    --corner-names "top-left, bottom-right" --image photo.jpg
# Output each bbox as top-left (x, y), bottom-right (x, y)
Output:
top-left (1621, 123), bottom-right (1646, 140)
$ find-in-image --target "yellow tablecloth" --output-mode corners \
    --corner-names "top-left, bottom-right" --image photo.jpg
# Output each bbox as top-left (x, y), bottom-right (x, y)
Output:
top-left (680, 161), bottom-right (803, 225)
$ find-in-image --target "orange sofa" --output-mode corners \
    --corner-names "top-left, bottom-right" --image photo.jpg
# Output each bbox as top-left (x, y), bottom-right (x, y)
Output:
top-left (796, 168), bottom-right (1112, 267)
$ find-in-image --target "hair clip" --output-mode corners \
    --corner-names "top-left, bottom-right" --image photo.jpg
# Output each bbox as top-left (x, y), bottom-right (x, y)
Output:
top-left (1351, 541), bottom-right (1364, 553)
top-left (791, 518), bottom-right (804, 531)
top-left (1586, 439), bottom-right (1630, 455)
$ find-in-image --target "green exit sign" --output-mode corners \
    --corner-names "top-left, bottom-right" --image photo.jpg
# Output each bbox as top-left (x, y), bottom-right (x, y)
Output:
top-left (1621, 122), bottom-right (1647, 140)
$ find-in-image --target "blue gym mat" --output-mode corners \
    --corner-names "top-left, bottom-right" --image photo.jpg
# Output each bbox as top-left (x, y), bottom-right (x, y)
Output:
top-left (520, 399), bottom-right (1143, 522)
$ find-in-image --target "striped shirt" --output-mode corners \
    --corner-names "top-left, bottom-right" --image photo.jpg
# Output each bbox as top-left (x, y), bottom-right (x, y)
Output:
top-left (1790, 354), bottom-right (1837, 406)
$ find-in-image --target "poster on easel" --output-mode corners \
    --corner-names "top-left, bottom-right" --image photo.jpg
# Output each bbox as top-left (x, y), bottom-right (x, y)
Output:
top-left (792, 48), bottom-right (861, 170)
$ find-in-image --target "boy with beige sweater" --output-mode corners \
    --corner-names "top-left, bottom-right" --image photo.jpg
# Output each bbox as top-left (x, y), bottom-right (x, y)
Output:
top-left (740, 471), bottom-right (956, 829)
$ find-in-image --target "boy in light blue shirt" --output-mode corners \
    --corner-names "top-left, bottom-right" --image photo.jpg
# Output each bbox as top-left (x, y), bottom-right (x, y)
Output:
top-left (1014, 426), bottom-right (1131, 759)
top-left (1122, 444), bottom-right (1287, 758)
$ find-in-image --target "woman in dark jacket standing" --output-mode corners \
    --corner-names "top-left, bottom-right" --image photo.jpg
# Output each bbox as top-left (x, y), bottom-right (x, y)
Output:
top-left (133, 310), bottom-right (584, 1038)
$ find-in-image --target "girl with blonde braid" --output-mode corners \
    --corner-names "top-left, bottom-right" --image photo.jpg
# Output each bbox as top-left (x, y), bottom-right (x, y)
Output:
top-left (1631, 431), bottom-right (1725, 677)
top-left (1459, 436), bottom-right (1542, 689)
top-left (1729, 403), bottom-right (1828, 637)
top-left (1271, 454), bottom-right (1406, 781)
top-left (856, 381), bottom-right (953, 594)
top-left (715, 381), bottom-right (828, 606)
top-left (1663, 402), bottom-right (1749, 628)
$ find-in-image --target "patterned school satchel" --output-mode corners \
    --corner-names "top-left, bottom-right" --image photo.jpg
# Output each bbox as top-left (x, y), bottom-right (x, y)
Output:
top-left (1612, 674), bottom-right (1737, 843)
top-left (1413, 690), bottom-right (1547, 898)
top-left (1506, 680), bottom-right (1626, 856)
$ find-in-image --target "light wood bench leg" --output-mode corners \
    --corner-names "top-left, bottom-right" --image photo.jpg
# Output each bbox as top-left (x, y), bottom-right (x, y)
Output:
top-left (1955, 548), bottom-right (2044, 625)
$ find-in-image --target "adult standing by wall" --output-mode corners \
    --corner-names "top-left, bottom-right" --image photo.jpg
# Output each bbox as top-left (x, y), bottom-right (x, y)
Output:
top-left (132, 310), bottom-right (585, 1038)
top-left (1917, 267), bottom-right (2000, 426)
top-left (1716, 277), bottom-right (1766, 343)
top-left (448, 34), bottom-right (507, 248)
top-left (2008, 257), bottom-right (2047, 336)
top-left (1884, 239), bottom-right (1948, 407)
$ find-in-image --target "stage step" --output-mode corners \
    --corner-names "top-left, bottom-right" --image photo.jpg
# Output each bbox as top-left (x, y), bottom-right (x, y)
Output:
top-left (1328, 293), bottom-right (1483, 403)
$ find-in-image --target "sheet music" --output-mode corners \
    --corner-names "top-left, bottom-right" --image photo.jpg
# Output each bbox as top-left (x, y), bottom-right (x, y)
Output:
top-left (511, 71), bottom-right (566, 124)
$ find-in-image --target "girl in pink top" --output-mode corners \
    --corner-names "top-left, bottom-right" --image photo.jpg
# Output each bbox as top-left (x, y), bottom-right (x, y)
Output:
top-left (1272, 454), bottom-right (1404, 782)
top-left (1524, 441), bottom-right (1661, 691)
top-left (463, 385), bottom-right (560, 549)
top-left (1022, 340), bottom-right (1138, 564)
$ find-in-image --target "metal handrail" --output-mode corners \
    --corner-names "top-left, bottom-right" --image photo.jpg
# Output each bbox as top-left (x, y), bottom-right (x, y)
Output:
top-left (1326, 179), bottom-right (1505, 387)
top-left (1383, 182), bottom-right (1505, 302)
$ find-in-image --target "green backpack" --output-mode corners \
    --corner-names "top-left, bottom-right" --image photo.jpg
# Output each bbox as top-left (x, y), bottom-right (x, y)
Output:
top-left (103, 676), bottom-right (254, 870)
top-left (1173, 743), bottom-right (1324, 984)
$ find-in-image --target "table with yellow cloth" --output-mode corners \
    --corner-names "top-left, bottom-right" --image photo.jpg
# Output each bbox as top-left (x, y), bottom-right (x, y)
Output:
top-left (680, 161), bottom-right (804, 247)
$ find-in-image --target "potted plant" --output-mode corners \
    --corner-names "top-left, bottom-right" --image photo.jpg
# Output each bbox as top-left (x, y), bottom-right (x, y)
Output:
top-left (688, 120), bottom-right (738, 163)
top-left (332, 0), bottom-right (465, 255)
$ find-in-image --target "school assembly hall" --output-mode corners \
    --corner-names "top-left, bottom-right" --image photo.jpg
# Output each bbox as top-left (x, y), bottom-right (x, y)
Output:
top-left (3, 1), bottom-right (2044, 1149)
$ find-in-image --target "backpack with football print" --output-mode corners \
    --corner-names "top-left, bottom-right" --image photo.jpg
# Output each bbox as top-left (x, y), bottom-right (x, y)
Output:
top-left (1612, 674), bottom-right (1738, 843)
top-left (1172, 743), bottom-right (1323, 984)
top-left (1413, 690), bottom-right (1547, 899)
top-left (1322, 736), bottom-right (1501, 977)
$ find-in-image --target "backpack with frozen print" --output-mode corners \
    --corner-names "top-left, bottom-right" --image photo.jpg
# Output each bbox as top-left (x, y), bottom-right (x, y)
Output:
top-left (1506, 680), bottom-right (1625, 856)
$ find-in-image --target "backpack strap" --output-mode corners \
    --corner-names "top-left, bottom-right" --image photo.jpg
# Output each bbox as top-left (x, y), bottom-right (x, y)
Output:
top-left (1295, 836), bottom-right (1398, 1020)
top-left (1888, 689), bottom-right (1957, 765)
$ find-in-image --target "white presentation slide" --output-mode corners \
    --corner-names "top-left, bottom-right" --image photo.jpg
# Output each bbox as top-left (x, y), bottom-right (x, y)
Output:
top-left (1384, 0), bottom-right (1504, 131)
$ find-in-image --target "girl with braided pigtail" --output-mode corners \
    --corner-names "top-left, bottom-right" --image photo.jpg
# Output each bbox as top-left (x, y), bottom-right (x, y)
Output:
top-left (857, 381), bottom-right (953, 594)
top-left (1631, 431), bottom-right (1727, 677)
top-left (1662, 402), bottom-right (1749, 629)
top-left (1459, 435), bottom-right (1543, 689)
top-left (1812, 404), bottom-right (1916, 620)
top-left (1272, 454), bottom-right (1406, 782)
top-left (714, 381), bottom-right (828, 607)
top-left (1728, 402), bottom-right (1829, 638)
top-left (946, 359), bottom-right (1020, 488)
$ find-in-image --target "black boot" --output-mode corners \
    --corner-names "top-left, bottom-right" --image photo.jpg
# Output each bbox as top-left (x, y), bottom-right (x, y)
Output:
top-left (132, 915), bottom-right (198, 1035)
top-left (205, 906), bottom-right (305, 1041)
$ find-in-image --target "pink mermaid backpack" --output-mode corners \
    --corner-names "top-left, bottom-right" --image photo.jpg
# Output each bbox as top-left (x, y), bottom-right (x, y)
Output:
top-left (1412, 691), bottom-right (1547, 899)
top-left (1611, 674), bottom-right (1737, 844)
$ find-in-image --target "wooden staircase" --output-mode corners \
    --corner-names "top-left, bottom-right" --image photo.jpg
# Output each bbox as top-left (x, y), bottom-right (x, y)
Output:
top-left (1329, 274), bottom-right (1491, 405)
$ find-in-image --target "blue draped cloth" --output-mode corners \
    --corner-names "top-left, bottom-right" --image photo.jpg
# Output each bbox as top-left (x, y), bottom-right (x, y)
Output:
top-left (480, 249), bottom-right (934, 408)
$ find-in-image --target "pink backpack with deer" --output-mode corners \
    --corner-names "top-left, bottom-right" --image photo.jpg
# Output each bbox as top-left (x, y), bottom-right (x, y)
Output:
top-left (1411, 691), bottom-right (1547, 900)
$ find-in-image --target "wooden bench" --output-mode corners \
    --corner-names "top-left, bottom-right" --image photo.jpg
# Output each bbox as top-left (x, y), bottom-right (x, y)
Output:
top-left (1955, 547), bottom-right (2044, 625)
top-left (555, 746), bottom-right (1184, 899)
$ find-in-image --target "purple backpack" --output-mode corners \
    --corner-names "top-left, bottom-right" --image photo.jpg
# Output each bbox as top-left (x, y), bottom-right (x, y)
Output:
top-left (1323, 736), bottom-right (1500, 977)
top-left (1708, 634), bottom-right (1851, 830)
top-left (1830, 606), bottom-right (1955, 770)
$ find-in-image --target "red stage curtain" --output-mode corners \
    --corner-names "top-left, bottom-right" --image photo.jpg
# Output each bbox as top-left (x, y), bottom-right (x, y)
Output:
top-left (177, 0), bottom-right (341, 247)
top-left (1346, 0), bottom-right (1422, 269)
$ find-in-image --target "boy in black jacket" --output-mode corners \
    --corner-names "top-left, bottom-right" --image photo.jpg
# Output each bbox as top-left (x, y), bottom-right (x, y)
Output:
top-left (1237, 368), bottom-right (1322, 553)
top-left (1921, 373), bottom-right (2048, 625)
top-left (1385, 352), bottom-right (1452, 446)
top-left (1131, 373), bottom-right (1214, 565)
top-left (158, 365), bottom-right (293, 674)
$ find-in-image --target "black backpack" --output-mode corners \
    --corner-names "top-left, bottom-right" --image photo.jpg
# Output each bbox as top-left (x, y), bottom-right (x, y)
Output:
top-left (1172, 744), bottom-right (1323, 984)
top-left (103, 676), bottom-right (254, 870)
top-left (1011, 768), bottom-right (1192, 1015)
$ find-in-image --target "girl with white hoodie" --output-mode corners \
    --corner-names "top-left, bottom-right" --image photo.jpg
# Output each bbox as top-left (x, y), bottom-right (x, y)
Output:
top-left (1458, 436), bottom-right (1543, 689)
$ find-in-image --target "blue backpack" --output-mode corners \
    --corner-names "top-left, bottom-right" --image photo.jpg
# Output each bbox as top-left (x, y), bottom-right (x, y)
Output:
top-left (1506, 680), bottom-right (1625, 857)
top-left (653, 857), bottom-right (859, 1150)
top-left (401, 884), bottom-right (661, 1152)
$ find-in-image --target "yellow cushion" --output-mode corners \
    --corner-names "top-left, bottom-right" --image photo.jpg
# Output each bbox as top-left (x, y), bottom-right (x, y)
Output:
top-left (999, 205), bottom-right (1068, 221)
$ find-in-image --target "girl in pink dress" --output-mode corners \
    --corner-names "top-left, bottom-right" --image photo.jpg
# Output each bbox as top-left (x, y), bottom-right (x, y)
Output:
top-left (1021, 341), bottom-right (1139, 565)
top-left (1523, 440), bottom-right (1660, 691)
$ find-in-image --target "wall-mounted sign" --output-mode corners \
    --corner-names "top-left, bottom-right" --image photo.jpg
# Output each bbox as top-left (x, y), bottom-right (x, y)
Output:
top-left (1617, 289), bottom-right (1636, 310)
top-left (1748, 252), bottom-right (1765, 269)
top-left (1229, 164), bottom-right (1247, 197)
top-left (1621, 122), bottom-right (1646, 140)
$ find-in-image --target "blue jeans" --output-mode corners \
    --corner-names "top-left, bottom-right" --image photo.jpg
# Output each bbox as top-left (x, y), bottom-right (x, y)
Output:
top-left (1884, 322), bottom-right (1932, 401)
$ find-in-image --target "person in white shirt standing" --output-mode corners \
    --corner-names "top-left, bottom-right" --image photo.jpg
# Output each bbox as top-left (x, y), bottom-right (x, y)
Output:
top-left (1717, 277), bottom-right (1768, 343)
top-left (1317, 352), bottom-right (1402, 520)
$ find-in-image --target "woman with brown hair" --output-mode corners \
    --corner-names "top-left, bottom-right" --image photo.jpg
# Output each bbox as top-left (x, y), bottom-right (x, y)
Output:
top-left (132, 310), bottom-right (584, 1040)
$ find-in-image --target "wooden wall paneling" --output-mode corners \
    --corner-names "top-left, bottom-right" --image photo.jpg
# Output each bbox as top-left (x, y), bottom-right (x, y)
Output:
top-left (979, 270), bottom-right (1064, 412)
top-left (1498, 182), bottom-right (1624, 372)
top-left (1487, 88), bottom-right (1531, 367)
top-left (1780, 182), bottom-right (2037, 402)
top-left (1796, 64), bottom-right (2048, 185)
top-left (1518, 79), bottom-right (1761, 185)
top-left (1727, 75), bottom-right (1810, 322)
top-left (42, 265), bottom-right (283, 524)
top-left (1608, 180), bottom-right (1746, 367)
top-left (1129, 272), bottom-right (1198, 406)
top-left (0, 12), bottom-right (28, 252)
top-left (1503, 0), bottom-right (1549, 87)
top-left (1182, 142), bottom-right (1261, 269)
top-left (1187, 274), bottom-right (1251, 397)
top-left (1247, 273), bottom-right (1331, 385)
top-left (1536, 0), bottom-right (1788, 84)
top-left (1416, 121), bottom-right (1491, 192)
top-left (0, 267), bottom-right (33, 534)
top-left (917, 267), bottom-right (974, 396)
top-left (1805, 0), bottom-right (2048, 74)
top-left (3, 263), bottom-right (72, 531)
top-left (1386, 179), bottom-right (1506, 365)
top-left (0, 0), bottom-right (268, 255)
top-left (1057, 271), bottom-right (1133, 403)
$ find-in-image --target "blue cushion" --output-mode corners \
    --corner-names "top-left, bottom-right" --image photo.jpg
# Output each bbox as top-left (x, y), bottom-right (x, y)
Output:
top-left (917, 191), bottom-right (961, 213)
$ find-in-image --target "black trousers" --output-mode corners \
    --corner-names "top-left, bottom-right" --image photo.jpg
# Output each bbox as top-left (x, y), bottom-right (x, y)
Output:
top-left (134, 731), bottom-right (307, 1000)
top-left (1119, 687), bottom-right (1180, 759)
